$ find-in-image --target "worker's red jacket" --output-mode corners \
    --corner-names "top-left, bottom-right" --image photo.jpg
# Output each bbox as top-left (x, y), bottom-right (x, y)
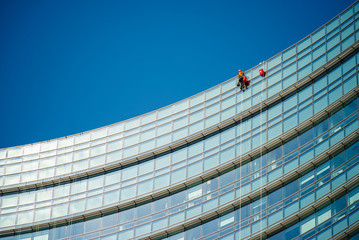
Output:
top-left (243, 77), bottom-right (250, 84)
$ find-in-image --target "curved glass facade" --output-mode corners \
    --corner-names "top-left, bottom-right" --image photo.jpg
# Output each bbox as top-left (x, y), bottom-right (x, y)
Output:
top-left (1, 2), bottom-right (359, 240)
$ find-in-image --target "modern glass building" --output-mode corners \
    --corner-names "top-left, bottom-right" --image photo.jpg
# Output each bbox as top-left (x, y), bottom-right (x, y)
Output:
top-left (2, 2), bottom-right (359, 240)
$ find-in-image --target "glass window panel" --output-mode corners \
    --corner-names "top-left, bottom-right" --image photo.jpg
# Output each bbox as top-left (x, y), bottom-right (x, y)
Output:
top-left (221, 107), bottom-right (236, 122)
top-left (314, 95), bottom-right (328, 114)
top-left (190, 93), bottom-right (205, 107)
top-left (122, 165), bottom-right (137, 181)
top-left (202, 218), bottom-right (218, 237)
top-left (154, 173), bottom-right (169, 189)
top-left (103, 190), bottom-right (119, 205)
top-left (268, 103), bottom-right (282, 121)
top-left (298, 64), bottom-right (311, 79)
top-left (327, 33), bottom-right (340, 50)
top-left (86, 194), bottom-right (102, 209)
top-left (90, 144), bottom-right (106, 157)
top-left (329, 85), bottom-right (343, 105)
top-left (344, 75), bottom-right (357, 95)
top-left (327, 17), bottom-right (339, 33)
top-left (204, 135), bottom-right (219, 151)
top-left (123, 145), bottom-right (139, 158)
top-left (297, 37), bottom-right (311, 52)
top-left (205, 113), bottom-right (219, 128)
top-left (328, 67), bottom-right (342, 85)
top-left (106, 149), bottom-right (122, 163)
top-left (37, 188), bottom-right (53, 202)
top-left (221, 95), bottom-right (235, 110)
top-left (69, 198), bottom-right (85, 214)
top-left (268, 122), bottom-right (282, 141)
top-left (312, 36), bottom-right (323, 48)
top-left (206, 86), bottom-right (221, 100)
top-left (343, 55), bottom-right (356, 74)
top-left (299, 85), bottom-right (312, 103)
top-left (283, 46), bottom-right (296, 61)
top-left (140, 139), bottom-right (155, 152)
top-left (312, 27), bottom-right (325, 42)
top-left (171, 167), bottom-right (186, 183)
top-left (107, 139), bottom-right (123, 153)
top-left (300, 214), bottom-right (315, 234)
top-left (345, 98), bottom-right (358, 118)
top-left (158, 106), bottom-right (172, 119)
top-left (341, 7), bottom-right (354, 23)
top-left (187, 160), bottom-right (202, 177)
top-left (315, 77), bottom-right (328, 98)
top-left (268, 82), bottom-right (282, 98)
top-left (141, 112), bottom-right (157, 125)
top-left (313, 54), bottom-right (326, 71)
top-left (328, 44), bottom-right (341, 61)
top-left (342, 34), bottom-right (355, 51)
top-left (312, 43), bottom-right (325, 60)
top-left (123, 134), bottom-right (139, 147)
top-left (120, 184), bottom-right (136, 200)
top-left (204, 153), bottom-right (219, 171)
top-left (222, 80), bottom-right (236, 93)
top-left (74, 133), bottom-right (90, 145)
top-left (172, 148), bottom-right (187, 164)
top-left (16, 210), bottom-right (34, 225)
top-left (298, 46), bottom-right (311, 59)
top-left (300, 130), bottom-right (314, 148)
top-left (140, 128), bottom-right (155, 141)
top-left (342, 22), bottom-right (355, 40)
top-left (298, 53), bottom-right (311, 69)
top-left (205, 103), bottom-right (220, 118)
top-left (71, 180), bottom-right (87, 194)
top-left (156, 133), bottom-right (171, 147)
top-left (173, 100), bottom-right (188, 114)
top-left (189, 109), bottom-right (204, 124)
top-left (298, 104), bottom-right (313, 123)
top-left (268, 55), bottom-right (281, 69)
top-left (349, 185), bottom-right (359, 205)
top-left (268, 71), bottom-right (282, 86)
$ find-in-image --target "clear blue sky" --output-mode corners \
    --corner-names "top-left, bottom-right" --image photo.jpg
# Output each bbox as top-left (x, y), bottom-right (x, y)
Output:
top-left (0, 0), bottom-right (355, 148)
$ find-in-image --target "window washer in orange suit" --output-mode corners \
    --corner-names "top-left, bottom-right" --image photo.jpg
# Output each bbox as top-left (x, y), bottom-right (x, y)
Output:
top-left (237, 70), bottom-right (245, 89)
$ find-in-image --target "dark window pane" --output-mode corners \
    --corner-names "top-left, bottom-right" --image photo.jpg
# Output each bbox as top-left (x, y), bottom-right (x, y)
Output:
top-left (268, 188), bottom-right (282, 207)
top-left (284, 222), bottom-right (300, 239)
top-left (332, 195), bottom-right (347, 215)
top-left (202, 218), bottom-right (218, 237)
top-left (284, 179), bottom-right (299, 198)
top-left (331, 151), bottom-right (344, 170)
top-left (346, 140), bottom-right (359, 161)
top-left (314, 119), bottom-right (329, 138)
top-left (185, 225), bottom-right (201, 240)
top-left (344, 99), bottom-right (358, 118)
top-left (268, 231), bottom-right (283, 240)
top-left (299, 129), bottom-right (314, 147)
top-left (284, 138), bottom-right (298, 156)
top-left (329, 109), bottom-right (343, 128)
